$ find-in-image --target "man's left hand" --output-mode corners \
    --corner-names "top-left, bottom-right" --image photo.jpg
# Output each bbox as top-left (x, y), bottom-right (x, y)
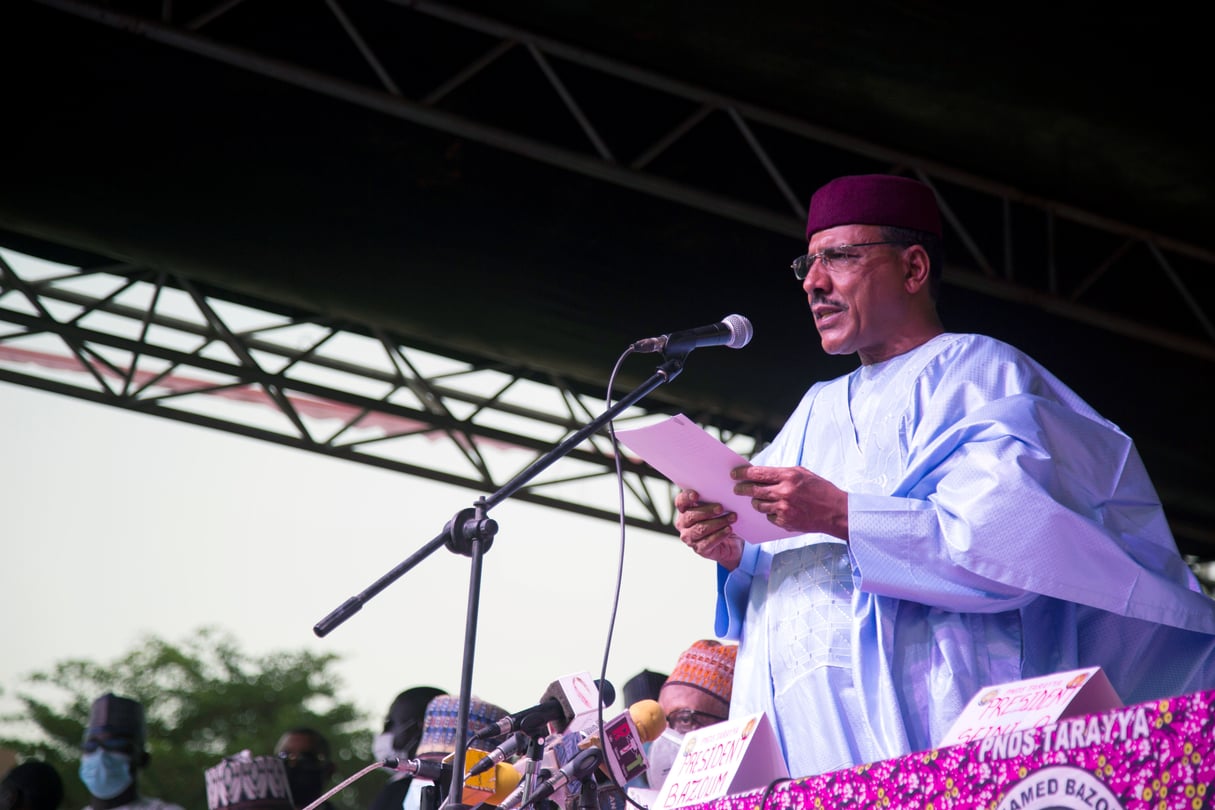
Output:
top-left (731, 464), bottom-right (849, 541)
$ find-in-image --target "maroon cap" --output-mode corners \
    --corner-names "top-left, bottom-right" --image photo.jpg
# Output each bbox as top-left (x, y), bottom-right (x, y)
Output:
top-left (805, 174), bottom-right (942, 240)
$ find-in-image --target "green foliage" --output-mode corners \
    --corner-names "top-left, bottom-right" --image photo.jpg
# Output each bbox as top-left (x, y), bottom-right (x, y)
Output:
top-left (0, 628), bottom-right (381, 810)
top-left (1189, 558), bottom-right (1215, 597)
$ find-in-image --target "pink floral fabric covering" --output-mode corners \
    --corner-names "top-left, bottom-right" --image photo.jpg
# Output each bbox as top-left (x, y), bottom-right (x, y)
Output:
top-left (673, 689), bottom-right (1215, 810)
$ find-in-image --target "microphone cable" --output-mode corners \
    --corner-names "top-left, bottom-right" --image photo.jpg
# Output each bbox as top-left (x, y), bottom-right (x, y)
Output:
top-left (299, 760), bottom-right (387, 810)
top-left (601, 345), bottom-right (657, 810)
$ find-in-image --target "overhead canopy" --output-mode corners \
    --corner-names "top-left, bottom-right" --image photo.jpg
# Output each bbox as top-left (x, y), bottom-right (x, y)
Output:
top-left (2, 0), bottom-right (1212, 558)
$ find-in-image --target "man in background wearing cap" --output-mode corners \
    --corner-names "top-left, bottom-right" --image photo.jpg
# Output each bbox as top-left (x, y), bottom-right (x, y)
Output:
top-left (368, 686), bottom-right (445, 810)
top-left (273, 728), bottom-right (335, 810)
top-left (400, 694), bottom-right (508, 810)
top-left (646, 640), bottom-right (736, 792)
top-left (204, 752), bottom-right (293, 810)
top-left (78, 693), bottom-right (184, 810)
top-left (674, 173), bottom-right (1215, 778)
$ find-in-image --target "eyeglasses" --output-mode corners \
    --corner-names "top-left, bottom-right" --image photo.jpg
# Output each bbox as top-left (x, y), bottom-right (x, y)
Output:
top-left (665, 709), bottom-right (727, 733)
top-left (790, 240), bottom-right (912, 280)
top-left (277, 751), bottom-right (328, 768)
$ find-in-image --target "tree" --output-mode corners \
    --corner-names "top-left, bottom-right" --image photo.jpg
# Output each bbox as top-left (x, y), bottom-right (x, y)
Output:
top-left (0, 628), bottom-right (377, 810)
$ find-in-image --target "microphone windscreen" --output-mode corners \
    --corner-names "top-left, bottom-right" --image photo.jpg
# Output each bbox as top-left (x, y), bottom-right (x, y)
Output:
top-left (539, 673), bottom-right (616, 736)
top-left (629, 699), bottom-right (667, 742)
top-left (482, 762), bottom-right (524, 806)
top-left (447, 749), bottom-right (514, 805)
top-left (596, 679), bottom-right (617, 708)
top-left (722, 313), bottom-right (753, 349)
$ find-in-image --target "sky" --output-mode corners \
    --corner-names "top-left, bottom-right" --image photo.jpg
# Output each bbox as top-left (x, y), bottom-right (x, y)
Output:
top-left (0, 358), bottom-right (721, 737)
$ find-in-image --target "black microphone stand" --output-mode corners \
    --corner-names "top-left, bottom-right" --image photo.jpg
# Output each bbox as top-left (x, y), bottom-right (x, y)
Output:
top-left (578, 778), bottom-right (600, 810)
top-left (517, 733), bottom-right (549, 809)
top-left (313, 353), bottom-right (691, 808)
top-left (418, 762), bottom-right (454, 810)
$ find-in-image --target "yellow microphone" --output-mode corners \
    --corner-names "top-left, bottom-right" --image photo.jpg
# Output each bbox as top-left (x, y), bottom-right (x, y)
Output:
top-left (628, 699), bottom-right (668, 743)
top-left (471, 761), bottom-right (524, 806)
top-left (443, 750), bottom-right (523, 806)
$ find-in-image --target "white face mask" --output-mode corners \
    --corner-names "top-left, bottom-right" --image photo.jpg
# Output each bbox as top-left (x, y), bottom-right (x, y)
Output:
top-left (645, 727), bottom-right (684, 790)
top-left (372, 731), bottom-right (402, 764)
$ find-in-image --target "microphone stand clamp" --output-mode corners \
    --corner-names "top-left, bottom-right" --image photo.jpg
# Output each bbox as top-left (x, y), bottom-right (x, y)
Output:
top-left (445, 498), bottom-right (498, 557)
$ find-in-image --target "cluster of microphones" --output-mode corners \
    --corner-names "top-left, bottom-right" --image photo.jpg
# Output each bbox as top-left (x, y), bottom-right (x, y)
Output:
top-left (367, 318), bottom-right (755, 810)
top-left (381, 672), bottom-right (668, 810)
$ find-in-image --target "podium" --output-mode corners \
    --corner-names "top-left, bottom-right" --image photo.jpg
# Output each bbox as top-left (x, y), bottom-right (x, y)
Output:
top-left (666, 688), bottom-right (1215, 810)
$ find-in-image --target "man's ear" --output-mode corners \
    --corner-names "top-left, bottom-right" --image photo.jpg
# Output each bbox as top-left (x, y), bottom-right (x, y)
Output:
top-left (903, 244), bottom-right (932, 293)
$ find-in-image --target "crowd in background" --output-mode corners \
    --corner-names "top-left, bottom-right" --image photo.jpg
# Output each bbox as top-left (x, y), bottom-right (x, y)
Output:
top-left (1, 637), bottom-right (735, 810)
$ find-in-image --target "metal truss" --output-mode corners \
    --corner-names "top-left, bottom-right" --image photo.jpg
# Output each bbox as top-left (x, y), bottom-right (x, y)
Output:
top-left (0, 245), bottom-right (766, 535)
top-left (5, 247), bottom-right (1213, 590)
top-left (27, 0), bottom-right (1215, 362)
top-left (9, 0), bottom-right (1215, 570)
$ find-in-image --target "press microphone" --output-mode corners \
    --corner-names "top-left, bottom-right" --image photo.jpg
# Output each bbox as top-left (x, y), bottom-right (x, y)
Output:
top-left (473, 673), bottom-right (615, 741)
top-left (514, 748), bottom-right (603, 810)
top-left (630, 314), bottom-right (753, 355)
top-left (552, 699), bottom-right (667, 787)
top-left (631, 699), bottom-right (667, 741)
top-left (494, 766), bottom-right (551, 810)
top-left (387, 755), bottom-right (523, 806)
top-left (466, 761), bottom-right (525, 807)
top-left (383, 757), bottom-right (447, 781)
top-left (590, 699), bottom-right (667, 785)
top-left (467, 731), bottom-right (529, 777)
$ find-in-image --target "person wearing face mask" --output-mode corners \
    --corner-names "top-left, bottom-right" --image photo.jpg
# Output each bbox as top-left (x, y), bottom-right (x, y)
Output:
top-left (273, 728), bottom-right (335, 810)
top-left (367, 686), bottom-right (445, 810)
top-left (647, 640), bottom-right (737, 792)
top-left (77, 693), bottom-right (184, 810)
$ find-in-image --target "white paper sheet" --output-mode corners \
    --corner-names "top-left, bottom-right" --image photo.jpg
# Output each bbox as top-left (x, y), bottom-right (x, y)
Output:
top-left (614, 413), bottom-right (799, 542)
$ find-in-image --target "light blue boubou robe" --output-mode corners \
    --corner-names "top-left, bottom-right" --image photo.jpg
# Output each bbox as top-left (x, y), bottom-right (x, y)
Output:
top-left (716, 332), bottom-right (1215, 779)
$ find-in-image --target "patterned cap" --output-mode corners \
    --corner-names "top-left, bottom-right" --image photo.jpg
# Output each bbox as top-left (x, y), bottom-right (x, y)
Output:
top-left (662, 640), bottom-right (737, 708)
top-left (415, 694), bottom-right (509, 757)
top-left (805, 174), bottom-right (942, 240)
top-left (205, 752), bottom-right (294, 810)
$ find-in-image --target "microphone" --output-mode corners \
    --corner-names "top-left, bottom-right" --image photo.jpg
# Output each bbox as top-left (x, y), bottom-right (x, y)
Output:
top-left (515, 748), bottom-right (603, 810)
top-left (630, 314), bottom-right (753, 355)
top-left (466, 761), bottom-right (525, 806)
top-left (494, 766), bottom-right (550, 810)
top-left (386, 755), bottom-right (523, 806)
top-left (589, 699), bottom-right (667, 785)
top-left (383, 757), bottom-right (446, 781)
top-left (629, 699), bottom-right (667, 742)
top-left (467, 731), bottom-right (528, 777)
top-left (555, 699), bottom-right (667, 787)
top-left (473, 673), bottom-right (615, 741)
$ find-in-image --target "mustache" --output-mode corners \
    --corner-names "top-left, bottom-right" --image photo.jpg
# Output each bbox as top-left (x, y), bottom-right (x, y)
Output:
top-left (810, 292), bottom-right (845, 309)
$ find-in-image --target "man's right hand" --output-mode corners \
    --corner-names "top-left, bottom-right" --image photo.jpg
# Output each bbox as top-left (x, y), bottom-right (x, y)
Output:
top-left (674, 489), bottom-right (743, 570)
